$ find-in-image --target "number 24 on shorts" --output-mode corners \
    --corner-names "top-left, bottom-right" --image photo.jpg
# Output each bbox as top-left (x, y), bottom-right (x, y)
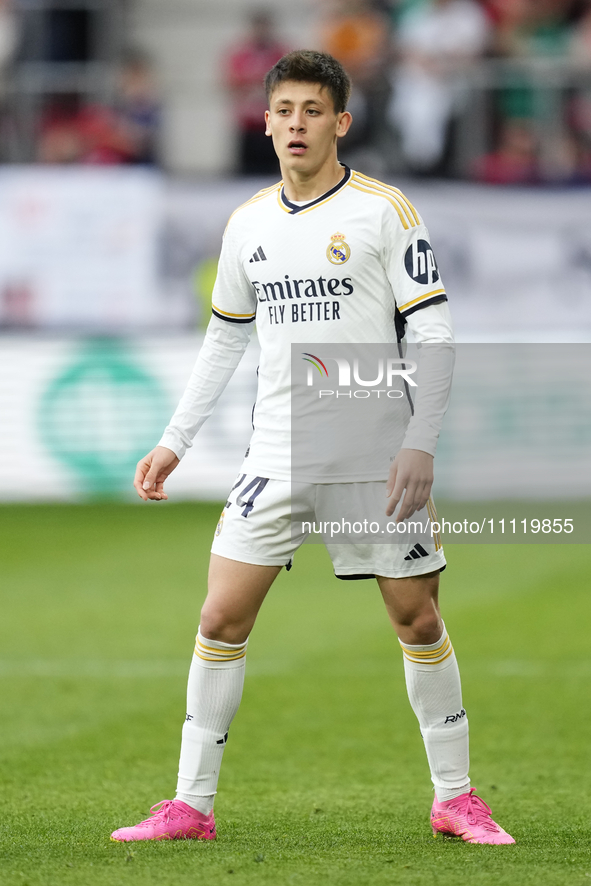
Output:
top-left (227, 475), bottom-right (269, 517)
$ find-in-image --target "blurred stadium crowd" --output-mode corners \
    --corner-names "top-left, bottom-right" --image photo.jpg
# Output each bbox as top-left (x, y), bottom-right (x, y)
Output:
top-left (1, 0), bottom-right (591, 183)
top-left (226, 0), bottom-right (591, 183)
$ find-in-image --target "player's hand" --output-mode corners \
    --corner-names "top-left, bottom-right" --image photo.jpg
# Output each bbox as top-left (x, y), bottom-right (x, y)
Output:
top-left (385, 448), bottom-right (434, 521)
top-left (134, 445), bottom-right (180, 501)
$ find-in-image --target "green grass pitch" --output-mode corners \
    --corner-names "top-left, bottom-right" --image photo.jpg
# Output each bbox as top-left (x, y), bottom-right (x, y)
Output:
top-left (1, 502), bottom-right (590, 886)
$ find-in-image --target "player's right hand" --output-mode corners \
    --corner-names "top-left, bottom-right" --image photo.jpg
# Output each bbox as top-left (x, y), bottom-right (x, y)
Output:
top-left (134, 445), bottom-right (180, 501)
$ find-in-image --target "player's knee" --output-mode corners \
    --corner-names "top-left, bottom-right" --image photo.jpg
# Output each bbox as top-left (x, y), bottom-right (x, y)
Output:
top-left (199, 606), bottom-right (250, 645)
top-left (405, 611), bottom-right (443, 645)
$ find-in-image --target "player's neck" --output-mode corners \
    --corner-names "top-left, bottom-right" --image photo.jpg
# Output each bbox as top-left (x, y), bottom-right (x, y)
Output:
top-left (281, 157), bottom-right (345, 203)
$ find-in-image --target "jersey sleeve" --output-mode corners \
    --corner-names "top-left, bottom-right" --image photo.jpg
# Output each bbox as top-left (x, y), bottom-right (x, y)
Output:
top-left (387, 202), bottom-right (455, 455)
top-left (382, 205), bottom-right (447, 319)
top-left (401, 303), bottom-right (455, 456)
top-left (157, 212), bottom-right (257, 459)
top-left (158, 314), bottom-right (253, 459)
top-left (211, 216), bottom-right (257, 325)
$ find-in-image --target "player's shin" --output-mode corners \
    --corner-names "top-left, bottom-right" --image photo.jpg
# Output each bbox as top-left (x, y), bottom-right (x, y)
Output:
top-left (399, 625), bottom-right (470, 803)
top-left (175, 628), bottom-right (247, 815)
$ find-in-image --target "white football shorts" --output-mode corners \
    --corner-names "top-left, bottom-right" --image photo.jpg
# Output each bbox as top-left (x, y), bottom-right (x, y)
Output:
top-left (211, 473), bottom-right (446, 580)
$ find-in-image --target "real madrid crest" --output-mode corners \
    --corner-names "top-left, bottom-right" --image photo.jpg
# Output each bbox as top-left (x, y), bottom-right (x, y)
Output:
top-left (326, 232), bottom-right (351, 265)
top-left (215, 510), bottom-right (225, 537)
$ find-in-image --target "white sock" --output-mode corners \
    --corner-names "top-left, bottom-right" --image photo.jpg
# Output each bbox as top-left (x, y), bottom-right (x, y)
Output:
top-left (175, 627), bottom-right (247, 815)
top-left (399, 624), bottom-right (471, 803)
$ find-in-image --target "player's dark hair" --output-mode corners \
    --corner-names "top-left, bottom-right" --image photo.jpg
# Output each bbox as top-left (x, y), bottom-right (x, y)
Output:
top-left (264, 50), bottom-right (352, 114)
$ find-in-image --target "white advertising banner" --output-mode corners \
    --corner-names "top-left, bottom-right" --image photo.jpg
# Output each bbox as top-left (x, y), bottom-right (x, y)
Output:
top-left (0, 335), bottom-right (589, 503)
top-left (0, 168), bottom-right (165, 330)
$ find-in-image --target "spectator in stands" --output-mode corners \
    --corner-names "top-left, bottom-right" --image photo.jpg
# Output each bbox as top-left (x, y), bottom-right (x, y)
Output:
top-left (319, 0), bottom-right (392, 153)
top-left (389, 0), bottom-right (490, 174)
top-left (37, 94), bottom-right (87, 163)
top-left (37, 51), bottom-right (161, 166)
top-left (113, 49), bottom-right (161, 165)
top-left (485, 0), bottom-right (585, 58)
top-left (223, 9), bottom-right (289, 175)
top-left (37, 97), bottom-right (132, 164)
top-left (473, 119), bottom-right (539, 184)
top-left (485, 0), bottom-right (590, 183)
top-left (482, 0), bottom-right (532, 57)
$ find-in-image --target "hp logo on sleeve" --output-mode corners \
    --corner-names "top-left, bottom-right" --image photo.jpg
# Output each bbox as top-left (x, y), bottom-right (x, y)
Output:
top-left (404, 240), bottom-right (440, 285)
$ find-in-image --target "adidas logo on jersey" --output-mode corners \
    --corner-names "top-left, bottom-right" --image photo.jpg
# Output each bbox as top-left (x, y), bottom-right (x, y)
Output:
top-left (249, 246), bottom-right (267, 263)
top-left (404, 543), bottom-right (429, 561)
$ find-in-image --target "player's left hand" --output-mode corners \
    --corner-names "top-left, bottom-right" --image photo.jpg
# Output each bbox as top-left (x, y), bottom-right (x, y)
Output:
top-left (385, 448), bottom-right (434, 521)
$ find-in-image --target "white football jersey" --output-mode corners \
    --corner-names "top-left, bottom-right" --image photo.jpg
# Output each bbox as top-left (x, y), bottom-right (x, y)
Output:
top-left (210, 166), bottom-right (449, 480)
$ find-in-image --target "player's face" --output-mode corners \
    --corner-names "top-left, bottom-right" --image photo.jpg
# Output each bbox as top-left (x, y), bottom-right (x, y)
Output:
top-left (265, 81), bottom-right (351, 176)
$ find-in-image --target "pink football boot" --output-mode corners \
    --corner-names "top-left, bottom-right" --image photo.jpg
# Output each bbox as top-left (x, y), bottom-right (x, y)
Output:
top-left (111, 800), bottom-right (216, 842)
top-left (431, 788), bottom-right (515, 844)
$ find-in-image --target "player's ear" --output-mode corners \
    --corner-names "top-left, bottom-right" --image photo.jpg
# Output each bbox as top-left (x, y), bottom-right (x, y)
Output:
top-left (264, 109), bottom-right (271, 136)
top-left (336, 111), bottom-right (352, 139)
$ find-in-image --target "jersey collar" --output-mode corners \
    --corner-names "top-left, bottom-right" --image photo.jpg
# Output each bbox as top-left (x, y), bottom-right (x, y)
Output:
top-left (279, 165), bottom-right (351, 214)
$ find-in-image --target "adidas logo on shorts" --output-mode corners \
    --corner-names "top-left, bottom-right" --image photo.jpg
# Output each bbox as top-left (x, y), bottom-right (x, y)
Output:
top-left (404, 543), bottom-right (429, 561)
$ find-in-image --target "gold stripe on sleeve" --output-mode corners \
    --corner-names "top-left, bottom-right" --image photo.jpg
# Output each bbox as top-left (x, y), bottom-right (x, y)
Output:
top-left (212, 304), bottom-right (256, 320)
top-left (400, 289), bottom-right (446, 312)
top-left (390, 187), bottom-right (421, 226)
top-left (353, 173), bottom-right (418, 227)
top-left (348, 181), bottom-right (409, 230)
